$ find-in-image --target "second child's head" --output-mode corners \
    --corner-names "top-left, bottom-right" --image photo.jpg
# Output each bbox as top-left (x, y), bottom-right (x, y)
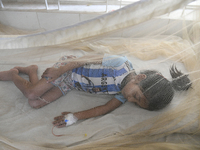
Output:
top-left (122, 66), bottom-right (192, 111)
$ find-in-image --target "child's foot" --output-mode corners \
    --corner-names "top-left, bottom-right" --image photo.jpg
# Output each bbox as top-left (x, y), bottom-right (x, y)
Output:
top-left (0, 68), bottom-right (19, 81)
top-left (14, 65), bottom-right (38, 75)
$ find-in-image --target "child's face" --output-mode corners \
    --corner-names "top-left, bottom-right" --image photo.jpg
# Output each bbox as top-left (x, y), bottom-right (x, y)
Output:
top-left (121, 75), bottom-right (148, 109)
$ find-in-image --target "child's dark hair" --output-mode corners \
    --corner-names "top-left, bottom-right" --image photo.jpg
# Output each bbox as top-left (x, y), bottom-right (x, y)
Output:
top-left (139, 65), bottom-right (192, 111)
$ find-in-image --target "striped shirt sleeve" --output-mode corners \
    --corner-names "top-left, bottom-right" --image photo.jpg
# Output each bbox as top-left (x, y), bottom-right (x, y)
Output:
top-left (115, 94), bottom-right (127, 103)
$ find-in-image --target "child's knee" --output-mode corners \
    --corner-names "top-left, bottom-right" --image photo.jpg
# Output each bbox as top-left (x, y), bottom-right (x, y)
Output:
top-left (26, 90), bottom-right (39, 100)
top-left (28, 99), bottom-right (45, 109)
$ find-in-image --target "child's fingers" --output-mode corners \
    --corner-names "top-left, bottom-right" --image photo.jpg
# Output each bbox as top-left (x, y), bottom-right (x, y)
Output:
top-left (41, 74), bottom-right (49, 78)
top-left (42, 69), bottom-right (49, 76)
top-left (53, 121), bottom-right (66, 128)
top-left (52, 120), bottom-right (62, 125)
top-left (54, 115), bottom-right (64, 120)
top-left (56, 123), bottom-right (67, 128)
top-left (52, 119), bottom-right (65, 125)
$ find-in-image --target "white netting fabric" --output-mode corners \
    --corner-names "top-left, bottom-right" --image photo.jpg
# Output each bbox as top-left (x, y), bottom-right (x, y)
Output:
top-left (0, 0), bottom-right (200, 150)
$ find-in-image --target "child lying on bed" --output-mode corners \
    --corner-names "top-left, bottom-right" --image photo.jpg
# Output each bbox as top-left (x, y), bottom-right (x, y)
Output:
top-left (0, 54), bottom-right (191, 128)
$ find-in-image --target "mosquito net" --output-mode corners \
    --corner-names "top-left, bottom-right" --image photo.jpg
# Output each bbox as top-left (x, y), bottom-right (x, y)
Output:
top-left (0, 0), bottom-right (200, 150)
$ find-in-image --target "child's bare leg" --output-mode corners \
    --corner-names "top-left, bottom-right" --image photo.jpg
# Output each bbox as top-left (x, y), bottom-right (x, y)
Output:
top-left (0, 66), bottom-right (54, 100)
top-left (0, 69), bottom-right (19, 81)
top-left (29, 87), bottom-right (63, 109)
top-left (11, 73), bottom-right (54, 100)
top-left (0, 67), bottom-right (63, 108)
top-left (14, 65), bottom-right (39, 84)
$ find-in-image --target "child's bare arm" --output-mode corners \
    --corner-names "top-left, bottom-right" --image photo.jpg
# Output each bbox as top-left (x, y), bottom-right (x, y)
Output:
top-left (53, 98), bottom-right (122, 128)
top-left (42, 54), bottom-right (104, 82)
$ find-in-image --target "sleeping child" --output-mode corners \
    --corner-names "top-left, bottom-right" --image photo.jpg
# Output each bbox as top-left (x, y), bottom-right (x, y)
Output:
top-left (0, 54), bottom-right (191, 128)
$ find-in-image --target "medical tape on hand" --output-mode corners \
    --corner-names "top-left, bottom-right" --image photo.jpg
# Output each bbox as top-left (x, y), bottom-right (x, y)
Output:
top-left (64, 113), bottom-right (78, 126)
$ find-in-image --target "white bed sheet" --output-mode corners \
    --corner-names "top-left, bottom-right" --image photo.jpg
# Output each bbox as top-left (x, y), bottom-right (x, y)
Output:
top-left (0, 45), bottom-right (197, 149)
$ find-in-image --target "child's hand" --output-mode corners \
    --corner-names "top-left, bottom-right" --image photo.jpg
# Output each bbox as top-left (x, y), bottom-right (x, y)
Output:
top-left (53, 112), bottom-right (71, 128)
top-left (42, 67), bottom-right (61, 83)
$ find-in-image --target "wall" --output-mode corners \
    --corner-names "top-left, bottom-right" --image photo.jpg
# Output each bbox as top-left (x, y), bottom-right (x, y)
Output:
top-left (0, 8), bottom-right (191, 38)
top-left (0, 10), bottom-right (101, 31)
top-left (2, 0), bottom-right (122, 5)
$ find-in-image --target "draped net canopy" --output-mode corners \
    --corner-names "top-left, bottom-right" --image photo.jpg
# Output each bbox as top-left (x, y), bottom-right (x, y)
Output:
top-left (0, 0), bottom-right (200, 149)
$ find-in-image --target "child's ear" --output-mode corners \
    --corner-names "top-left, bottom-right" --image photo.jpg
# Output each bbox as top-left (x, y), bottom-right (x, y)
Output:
top-left (136, 74), bottom-right (146, 82)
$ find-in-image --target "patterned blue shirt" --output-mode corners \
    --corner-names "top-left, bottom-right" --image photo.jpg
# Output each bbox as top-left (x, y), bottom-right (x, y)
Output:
top-left (72, 55), bottom-right (133, 103)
